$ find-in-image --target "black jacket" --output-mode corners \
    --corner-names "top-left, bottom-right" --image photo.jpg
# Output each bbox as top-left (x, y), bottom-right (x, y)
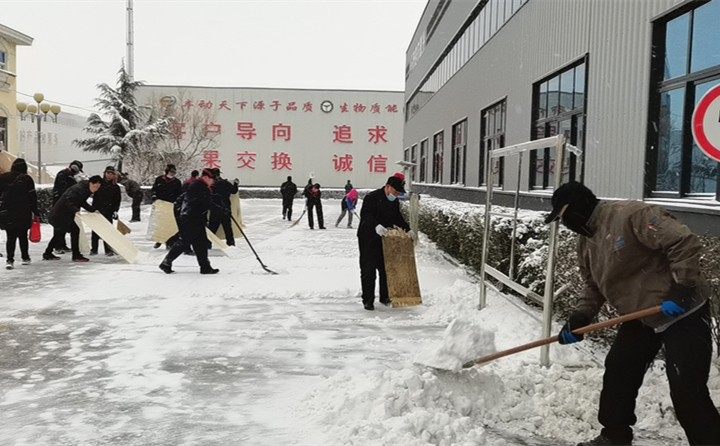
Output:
top-left (151, 175), bottom-right (182, 202)
top-left (93, 179), bottom-right (121, 215)
top-left (212, 178), bottom-right (239, 210)
top-left (177, 179), bottom-right (225, 228)
top-left (49, 181), bottom-right (95, 229)
top-left (52, 168), bottom-right (77, 204)
top-left (0, 161), bottom-right (38, 230)
top-left (280, 180), bottom-right (298, 199)
top-left (357, 187), bottom-right (409, 239)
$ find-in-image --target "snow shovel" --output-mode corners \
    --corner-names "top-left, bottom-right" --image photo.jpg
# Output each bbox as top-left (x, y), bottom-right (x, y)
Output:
top-left (461, 305), bottom-right (663, 369)
top-left (290, 207), bottom-right (307, 228)
top-left (230, 215), bottom-right (278, 275)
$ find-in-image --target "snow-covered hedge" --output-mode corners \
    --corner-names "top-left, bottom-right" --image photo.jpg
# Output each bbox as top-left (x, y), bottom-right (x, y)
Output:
top-left (415, 197), bottom-right (720, 353)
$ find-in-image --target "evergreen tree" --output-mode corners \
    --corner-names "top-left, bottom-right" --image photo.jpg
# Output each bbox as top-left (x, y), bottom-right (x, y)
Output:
top-left (74, 65), bottom-right (169, 173)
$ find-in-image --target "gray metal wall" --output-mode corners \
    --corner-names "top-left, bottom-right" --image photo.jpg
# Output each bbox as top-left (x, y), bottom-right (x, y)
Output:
top-left (404, 0), bottom-right (684, 200)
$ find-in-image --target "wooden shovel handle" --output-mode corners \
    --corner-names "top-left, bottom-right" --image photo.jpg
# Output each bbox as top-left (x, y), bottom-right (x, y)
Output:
top-left (462, 305), bottom-right (663, 368)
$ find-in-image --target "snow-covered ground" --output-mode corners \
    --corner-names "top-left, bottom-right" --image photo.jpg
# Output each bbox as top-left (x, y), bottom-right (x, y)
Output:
top-left (1, 197), bottom-right (718, 445)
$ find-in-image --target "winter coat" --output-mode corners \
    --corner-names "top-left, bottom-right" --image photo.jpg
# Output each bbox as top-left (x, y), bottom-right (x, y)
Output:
top-left (344, 182), bottom-right (354, 194)
top-left (280, 180), bottom-right (298, 199)
top-left (176, 179), bottom-right (225, 230)
top-left (121, 177), bottom-right (141, 197)
top-left (0, 159), bottom-right (38, 230)
top-left (302, 181), bottom-right (313, 199)
top-left (93, 178), bottom-right (121, 216)
top-left (49, 181), bottom-right (95, 230)
top-left (182, 177), bottom-right (197, 193)
top-left (357, 187), bottom-right (409, 240)
top-left (151, 175), bottom-right (182, 203)
top-left (52, 167), bottom-right (78, 204)
top-left (574, 200), bottom-right (711, 331)
top-left (305, 184), bottom-right (321, 205)
top-left (341, 189), bottom-right (358, 211)
top-left (212, 178), bottom-right (239, 210)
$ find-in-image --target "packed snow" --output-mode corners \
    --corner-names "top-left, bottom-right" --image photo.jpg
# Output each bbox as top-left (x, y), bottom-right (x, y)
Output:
top-left (0, 196), bottom-right (718, 445)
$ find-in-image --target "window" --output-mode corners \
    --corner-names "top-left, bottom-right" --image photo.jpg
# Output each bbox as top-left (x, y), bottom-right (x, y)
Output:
top-left (480, 100), bottom-right (506, 187)
top-left (410, 144), bottom-right (418, 181)
top-left (650, 0), bottom-right (720, 199)
top-left (0, 117), bottom-right (7, 151)
top-left (451, 119), bottom-right (467, 184)
top-left (420, 139), bottom-right (428, 182)
top-left (0, 51), bottom-right (6, 70)
top-left (432, 131), bottom-right (444, 183)
top-left (531, 59), bottom-right (587, 189)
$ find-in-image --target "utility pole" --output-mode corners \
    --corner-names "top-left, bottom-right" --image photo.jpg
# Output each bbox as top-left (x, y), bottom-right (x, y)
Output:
top-left (126, 0), bottom-right (135, 81)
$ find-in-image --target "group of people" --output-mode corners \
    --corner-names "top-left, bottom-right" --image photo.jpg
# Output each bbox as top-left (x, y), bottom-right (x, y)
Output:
top-left (153, 164), bottom-right (239, 275)
top-left (280, 177), bottom-right (359, 230)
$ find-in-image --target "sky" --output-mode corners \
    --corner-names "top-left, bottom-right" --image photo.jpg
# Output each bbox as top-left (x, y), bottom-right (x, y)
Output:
top-left (2, 0), bottom-right (427, 116)
top-left (1, 195), bottom-right (713, 444)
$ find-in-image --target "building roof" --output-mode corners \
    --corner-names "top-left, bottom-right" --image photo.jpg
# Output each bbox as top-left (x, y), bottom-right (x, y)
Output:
top-left (0, 23), bottom-right (33, 46)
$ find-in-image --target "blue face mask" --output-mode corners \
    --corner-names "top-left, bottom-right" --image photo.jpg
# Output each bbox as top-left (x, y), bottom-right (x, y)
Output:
top-left (387, 193), bottom-right (397, 202)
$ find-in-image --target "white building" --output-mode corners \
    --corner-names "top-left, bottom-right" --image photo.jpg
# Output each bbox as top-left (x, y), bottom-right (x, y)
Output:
top-left (136, 85), bottom-right (405, 189)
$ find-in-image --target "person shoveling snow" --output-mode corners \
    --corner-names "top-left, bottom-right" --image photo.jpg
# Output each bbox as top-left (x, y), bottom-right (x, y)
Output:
top-left (414, 318), bottom-right (496, 372)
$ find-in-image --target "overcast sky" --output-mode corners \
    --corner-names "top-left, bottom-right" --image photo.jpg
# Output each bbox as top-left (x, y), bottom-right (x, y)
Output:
top-left (3, 0), bottom-right (427, 116)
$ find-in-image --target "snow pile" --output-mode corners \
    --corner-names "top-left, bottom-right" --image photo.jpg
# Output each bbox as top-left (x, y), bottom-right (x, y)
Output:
top-left (414, 318), bottom-right (496, 372)
top-left (299, 366), bottom-right (504, 446)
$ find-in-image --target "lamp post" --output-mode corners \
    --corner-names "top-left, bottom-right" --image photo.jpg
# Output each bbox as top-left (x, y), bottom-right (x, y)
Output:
top-left (17, 93), bottom-right (61, 183)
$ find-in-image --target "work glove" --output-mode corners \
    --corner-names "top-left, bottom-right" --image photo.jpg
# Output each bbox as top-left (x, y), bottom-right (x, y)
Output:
top-left (558, 312), bottom-right (592, 345)
top-left (233, 178), bottom-right (240, 186)
top-left (661, 301), bottom-right (685, 317)
top-left (375, 224), bottom-right (388, 237)
top-left (407, 230), bottom-right (416, 241)
top-left (112, 212), bottom-right (118, 220)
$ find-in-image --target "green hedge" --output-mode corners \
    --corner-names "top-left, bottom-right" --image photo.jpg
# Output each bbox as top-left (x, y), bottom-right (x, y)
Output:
top-left (415, 197), bottom-right (720, 353)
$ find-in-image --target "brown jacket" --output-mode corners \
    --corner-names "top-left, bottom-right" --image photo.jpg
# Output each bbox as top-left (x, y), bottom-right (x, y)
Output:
top-left (575, 200), bottom-right (709, 331)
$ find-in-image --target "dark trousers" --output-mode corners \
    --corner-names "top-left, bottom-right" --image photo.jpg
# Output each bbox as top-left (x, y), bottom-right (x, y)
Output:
top-left (208, 213), bottom-right (234, 246)
top-left (598, 303), bottom-right (720, 445)
top-left (358, 236), bottom-right (389, 305)
top-left (131, 192), bottom-right (143, 221)
top-left (91, 211), bottom-right (114, 254)
top-left (307, 200), bottom-right (324, 229)
top-left (46, 223), bottom-right (80, 258)
top-left (162, 225), bottom-right (211, 269)
top-left (282, 197), bottom-right (294, 220)
top-left (4, 227), bottom-right (29, 261)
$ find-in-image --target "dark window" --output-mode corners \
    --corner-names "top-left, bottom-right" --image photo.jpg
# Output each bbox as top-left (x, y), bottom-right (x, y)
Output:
top-left (0, 117), bottom-right (7, 151)
top-left (532, 59), bottom-right (587, 189)
top-left (480, 100), bottom-right (506, 187)
top-left (410, 144), bottom-right (418, 181)
top-left (432, 131), bottom-right (444, 183)
top-left (420, 139), bottom-right (428, 182)
top-left (451, 119), bottom-right (467, 184)
top-left (649, 0), bottom-right (720, 199)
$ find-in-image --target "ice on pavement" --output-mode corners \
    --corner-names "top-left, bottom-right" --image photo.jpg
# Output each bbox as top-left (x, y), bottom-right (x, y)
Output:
top-left (414, 319), bottom-right (496, 372)
top-left (0, 196), bottom-right (715, 445)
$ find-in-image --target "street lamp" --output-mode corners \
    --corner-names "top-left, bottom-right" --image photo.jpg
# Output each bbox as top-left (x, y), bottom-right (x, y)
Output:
top-left (17, 93), bottom-right (61, 183)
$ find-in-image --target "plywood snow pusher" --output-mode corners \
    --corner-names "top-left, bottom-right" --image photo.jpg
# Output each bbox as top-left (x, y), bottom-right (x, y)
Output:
top-left (382, 228), bottom-right (422, 308)
top-left (459, 305), bottom-right (663, 370)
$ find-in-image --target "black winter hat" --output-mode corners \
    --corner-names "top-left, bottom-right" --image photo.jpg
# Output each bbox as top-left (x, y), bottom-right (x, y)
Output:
top-left (11, 158), bottom-right (28, 174)
top-left (201, 168), bottom-right (216, 179)
top-left (104, 165), bottom-right (116, 174)
top-left (70, 160), bottom-right (84, 173)
top-left (386, 175), bottom-right (406, 194)
top-left (544, 181), bottom-right (598, 224)
top-left (165, 164), bottom-right (177, 174)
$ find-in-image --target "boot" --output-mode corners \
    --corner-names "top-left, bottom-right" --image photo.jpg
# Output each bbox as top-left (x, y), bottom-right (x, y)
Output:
top-left (159, 262), bottom-right (174, 274)
top-left (43, 252), bottom-right (61, 261)
top-left (200, 266), bottom-right (219, 275)
top-left (72, 255), bottom-right (90, 263)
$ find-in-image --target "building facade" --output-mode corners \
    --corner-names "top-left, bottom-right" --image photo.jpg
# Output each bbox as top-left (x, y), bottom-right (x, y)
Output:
top-left (0, 23), bottom-right (32, 155)
top-left (136, 85), bottom-right (405, 189)
top-left (404, 0), bottom-right (720, 234)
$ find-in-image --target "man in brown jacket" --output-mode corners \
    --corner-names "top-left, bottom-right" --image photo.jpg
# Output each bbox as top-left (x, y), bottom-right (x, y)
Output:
top-left (546, 181), bottom-right (720, 446)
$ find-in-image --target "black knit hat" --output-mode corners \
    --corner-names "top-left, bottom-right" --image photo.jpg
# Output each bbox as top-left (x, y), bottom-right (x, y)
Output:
top-left (545, 181), bottom-right (598, 224)
top-left (386, 175), bottom-right (406, 194)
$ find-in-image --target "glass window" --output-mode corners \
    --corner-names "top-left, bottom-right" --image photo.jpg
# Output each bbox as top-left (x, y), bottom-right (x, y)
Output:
top-left (420, 139), bottom-right (428, 182)
top-left (433, 131), bottom-right (444, 183)
top-left (664, 13), bottom-right (689, 80)
top-left (538, 81), bottom-right (548, 119)
top-left (690, 79), bottom-right (720, 193)
top-left (574, 63), bottom-right (586, 109)
top-left (411, 144), bottom-right (418, 181)
top-left (548, 76), bottom-right (560, 116)
top-left (690, 0), bottom-right (720, 73)
top-left (656, 88), bottom-right (685, 192)
top-left (0, 51), bottom-right (6, 69)
top-left (560, 69), bottom-right (574, 114)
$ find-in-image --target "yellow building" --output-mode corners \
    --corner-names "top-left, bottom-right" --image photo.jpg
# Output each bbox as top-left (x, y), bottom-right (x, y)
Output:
top-left (0, 23), bottom-right (33, 156)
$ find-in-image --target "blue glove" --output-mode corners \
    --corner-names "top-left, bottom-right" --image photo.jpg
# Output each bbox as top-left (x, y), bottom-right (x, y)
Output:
top-left (558, 312), bottom-right (592, 345)
top-left (661, 301), bottom-right (685, 317)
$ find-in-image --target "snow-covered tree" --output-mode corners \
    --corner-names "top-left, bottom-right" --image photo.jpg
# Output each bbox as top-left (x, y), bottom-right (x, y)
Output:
top-left (74, 65), bottom-right (169, 175)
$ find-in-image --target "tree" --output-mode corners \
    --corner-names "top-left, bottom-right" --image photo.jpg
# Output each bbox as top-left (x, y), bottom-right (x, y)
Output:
top-left (74, 64), bottom-right (169, 174)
